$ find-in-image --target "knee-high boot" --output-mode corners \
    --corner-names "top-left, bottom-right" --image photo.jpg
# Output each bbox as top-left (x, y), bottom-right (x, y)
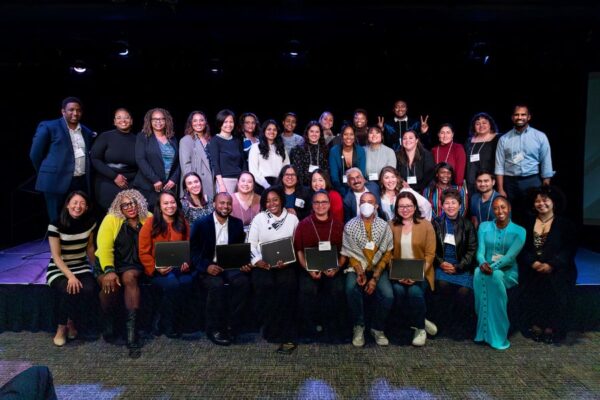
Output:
top-left (126, 310), bottom-right (140, 349)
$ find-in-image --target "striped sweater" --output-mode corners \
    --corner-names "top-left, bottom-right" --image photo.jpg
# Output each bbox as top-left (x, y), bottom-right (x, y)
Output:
top-left (46, 220), bottom-right (96, 285)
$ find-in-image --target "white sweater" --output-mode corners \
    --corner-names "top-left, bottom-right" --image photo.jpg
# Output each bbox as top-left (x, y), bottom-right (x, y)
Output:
top-left (248, 143), bottom-right (290, 189)
top-left (247, 209), bottom-right (299, 264)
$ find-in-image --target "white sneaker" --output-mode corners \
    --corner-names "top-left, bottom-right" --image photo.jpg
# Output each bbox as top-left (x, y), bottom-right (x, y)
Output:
top-left (424, 319), bottom-right (438, 336)
top-left (352, 325), bottom-right (365, 347)
top-left (370, 328), bottom-right (389, 346)
top-left (412, 328), bottom-right (427, 346)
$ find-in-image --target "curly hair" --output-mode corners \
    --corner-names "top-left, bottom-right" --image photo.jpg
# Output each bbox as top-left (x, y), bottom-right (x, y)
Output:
top-left (142, 107), bottom-right (175, 138)
top-left (107, 189), bottom-right (149, 220)
top-left (468, 112), bottom-right (499, 139)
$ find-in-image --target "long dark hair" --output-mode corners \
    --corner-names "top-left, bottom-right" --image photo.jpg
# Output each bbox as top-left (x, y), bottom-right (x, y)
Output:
top-left (392, 191), bottom-right (422, 226)
top-left (184, 110), bottom-right (211, 138)
top-left (181, 171), bottom-right (208, 207)
top-left (310, 168), bottom-right (334, 191)
top-left (142, 107), bottom-right (175, 138)
top-left (215, 109), bottom-right (235, 134)
top-left (57, 190), bottom-right (94, 231)
top-left (468, 112), bottom-right (499, 140)
top-left (152, 191), bottom-right (187, 238)
top-left (396, 130), bottom-right (426, 167)
top-left (275, 164), bottom-right (299, 188)
top-left (236, 112), bottom-right (260, 140)
top-left (258, 119), bottom-right (286, 161)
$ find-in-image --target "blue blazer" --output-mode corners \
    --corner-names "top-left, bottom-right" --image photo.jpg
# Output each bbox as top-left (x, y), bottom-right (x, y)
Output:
top-left (328, 144), bottom-right (366, 195)
top-left (342, 182), bottom-right (385, 223)
top-left (190, 213), bottom-right (246, 274)
top-left (133, 131), bottom-right (181, 191)
top-left (29, 117), bottom-right (94, 195)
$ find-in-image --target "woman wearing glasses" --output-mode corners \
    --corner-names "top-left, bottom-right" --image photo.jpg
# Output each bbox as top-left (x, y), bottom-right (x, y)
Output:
top-left (95, 189), bottom-right (150, 353)
top-left (134, 108), bottom-right (180, 207)
top-left (275, 165), bottom-right (312, 221)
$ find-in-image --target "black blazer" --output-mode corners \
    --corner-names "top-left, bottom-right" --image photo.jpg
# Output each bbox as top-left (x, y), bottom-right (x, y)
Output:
top-left (190, 213), bottom-right (246, 274)
top-left (133, 131), bottom-right (180, 191)
top-left (342, 182), bottom-right (385, 223)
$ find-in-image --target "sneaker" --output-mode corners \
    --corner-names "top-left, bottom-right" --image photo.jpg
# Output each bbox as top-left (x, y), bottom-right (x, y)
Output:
top-left (370, 329), bottom-right (389, 346)
top-left (352, 325), bottom-right (365, 347)
top-left (412, 328), bottom-right (427, 347)
top-left (424, 319), bottom-right (438, 336)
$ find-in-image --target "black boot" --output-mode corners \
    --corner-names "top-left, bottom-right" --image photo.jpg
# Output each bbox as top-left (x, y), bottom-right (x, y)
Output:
top-left (126, 310), bottom-right (140, 349)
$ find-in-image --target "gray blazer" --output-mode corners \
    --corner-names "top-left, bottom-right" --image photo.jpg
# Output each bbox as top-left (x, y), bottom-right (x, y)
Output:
top-left (179, 134), bottom-right (215, 199)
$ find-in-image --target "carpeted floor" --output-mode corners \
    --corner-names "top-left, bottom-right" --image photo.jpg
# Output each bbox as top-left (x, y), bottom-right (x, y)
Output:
top-left (1, 329), bottom-right (599, 399)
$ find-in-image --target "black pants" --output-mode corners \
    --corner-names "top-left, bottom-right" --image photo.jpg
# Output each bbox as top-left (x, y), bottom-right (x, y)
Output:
top-left (521, 274), bottom-right (571, 334)
top-left (251, 266), bottom-right (297, 342)
top-left (432, 280), bottom-right (475, 334)
top-left (201, 271), bottom-right (250, 333)
top-left (297, 271), bottom-right (346, 338)
top-left (49, 272), bottom-right (96, 326)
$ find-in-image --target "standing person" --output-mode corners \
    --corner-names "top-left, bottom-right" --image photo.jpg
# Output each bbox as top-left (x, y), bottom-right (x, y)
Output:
top-left (431, 189), bottom-right (478, 339)
top-left (378, 166), bottom-right (432, 222)
top-left (474, 196), bottom-right (526, 350)
top-left (133, 107), bottom-right (180, 207)
top-left (248, 119), bottom-right (289, 192)
top-left (395, 130), bottom-right (435, 193)
top-left (465, 112), bottom-right (500, 194)
top-left (495, 104), bottom-right (554, 222)
top-left (389, 192), bottom-right (437, 347)
top-left (294, 190), bottom-right (346, 343)
top-left (364, 126), bottom-right (396, 183)
top-left (290, 121), bottom-right (329, 187)
top-left (30, 97), bottom-right (95, 222)
top-left (179, 110), bottom-right (215, 200)
top-left (328, 124), bottom-right (366, 196)
top-left (46, 191), bottom-right (96, 347)
top-left (190, 192), bottom-right (251, 346)
top-left (352, 108), bottom-right (369, 146)
top-left (309, 169), bottom-right (344, 223)
top-left (95, 189), bottom-right (150, 352)
top-left (208, 109), bottom-right (244, 194)
top-left (431, 124), bottom-right (467, 186)
top-left (518, 186), bottom-right (577, 344)
top-left (237, 112), bottom-right (260, 163)
top-left (281, 112), bottom-right (304, 154)
top-left (341, 192), bottom-right (394, 347)
top-left (247, 187), bottom-right (300, 354)
top-left (378, 99), bottom-right (430, 150)
top-left (319, 111), bottom-right (337, 146)
top-left (180, 172), bottom-right (214, 225)
top-left (231, 172), bottom-right (261, 233)
top-left (422, 162), bottom-right (468, 218)
top-left (275, 165), bottom-right (312, 221)
top-left (138, 191), bottom-right (192, 338)
top-left (469, 170), bottom-right (500, 230)
top-left (91, 107), bottom-right (137, 213)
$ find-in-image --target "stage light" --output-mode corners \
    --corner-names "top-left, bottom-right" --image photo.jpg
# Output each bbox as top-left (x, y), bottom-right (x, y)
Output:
top-left (285, 40), bottom-right (304, 59)
top-left (208, 58), bottom-right (223, 76)
top-left (70, 60), bottom-right (87, 74)
top-left (115, 41), bottom-right (129, 57)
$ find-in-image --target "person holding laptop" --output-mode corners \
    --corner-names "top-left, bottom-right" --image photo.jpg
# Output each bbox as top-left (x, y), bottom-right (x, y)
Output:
top-left (341, 192), bottom-right (394, 348)
top-left (389, 192), bottom-right (437, 347)
top-left (247, 186), bottom-right (299, 354)
top-left (138, 190), bottom-right (191, 338)
top-left (294, 190), bottom-right (347, 343)
top-left (431, 188), bottom-right (477, 340)
top-left (190, 192), bottom-right (251, 346)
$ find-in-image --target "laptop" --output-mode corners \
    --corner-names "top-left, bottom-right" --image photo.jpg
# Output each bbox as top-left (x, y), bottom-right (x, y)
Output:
top-left (216, 243), bottom-right (251, 269)
top-left (305, 246), bottom-right (338, 272)
top-left (260, 237), bottom-right (296, 266)
top-left (389, 258), bottom-right (425, 281)
top-left (155, 241), bottom-right (189, 269)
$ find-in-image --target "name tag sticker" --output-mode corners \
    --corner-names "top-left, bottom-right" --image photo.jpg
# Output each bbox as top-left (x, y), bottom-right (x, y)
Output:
top-left (407, 176), bottom-right (417, 185)
top-left (319, 241), bottom-right (331, 251)
top-left (513, 152), bottom-right (524, 163)
top-left (444, 234), bottom-right (456, 245)
top-left (368, 173), bottom-right (378, 181)
top-left (308, 165), bottom-right (319, 173)
top-left (364, 241), bottom-right (375, 251)
top-left (295, 198), bottom-right (305, 208)
top-left (342, 175), bottom-right (348, 184)
top-left (470, 154), bottom-right (480, 163)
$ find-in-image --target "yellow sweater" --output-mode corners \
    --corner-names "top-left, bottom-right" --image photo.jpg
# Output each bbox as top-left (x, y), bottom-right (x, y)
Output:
top-left (95, 213), bottom-right (151, 272)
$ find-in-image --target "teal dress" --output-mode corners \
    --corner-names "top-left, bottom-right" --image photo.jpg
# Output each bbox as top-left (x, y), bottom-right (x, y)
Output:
top-left (474, 220), bottom-right (526, 350)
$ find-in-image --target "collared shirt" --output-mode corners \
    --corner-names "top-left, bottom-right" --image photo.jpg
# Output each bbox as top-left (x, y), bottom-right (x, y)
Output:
top-left (494, 125), bottom-right (554, 178)
top-left (470, 191), bottom-right (500, 226)
top-left (68, 123), bottom-right (86, 176)
top-left (353, 188), bottom-right (368, 216)
top-left (212, 213), bottom-right (228, 262)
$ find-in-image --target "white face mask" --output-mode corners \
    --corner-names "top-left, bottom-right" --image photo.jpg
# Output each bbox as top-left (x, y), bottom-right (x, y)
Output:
top-left (359, 202), bottom-right (375, 218)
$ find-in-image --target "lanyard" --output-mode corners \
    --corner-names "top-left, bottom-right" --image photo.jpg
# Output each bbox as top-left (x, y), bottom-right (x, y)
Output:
top-left (470, 141), bottom-right (486, 157)
top-left (478, 191), bottom-right (497, 223)
top-left (436, 141), bottom-right (453, 163)
top-left (309, 144), bottom-right (320, 166)
top-left (309, 216), bottom-right (333, 242)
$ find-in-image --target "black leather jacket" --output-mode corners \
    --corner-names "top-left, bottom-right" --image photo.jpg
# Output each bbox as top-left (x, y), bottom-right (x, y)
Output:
top-left (432, 215), bottom-right (477, 272)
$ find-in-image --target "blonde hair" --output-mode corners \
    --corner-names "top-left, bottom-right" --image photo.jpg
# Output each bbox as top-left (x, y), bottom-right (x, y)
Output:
top-left (107, 189), bottom-right (149, 220)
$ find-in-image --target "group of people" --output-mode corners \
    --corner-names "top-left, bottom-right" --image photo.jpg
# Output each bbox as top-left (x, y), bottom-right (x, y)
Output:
top-left (30, 97), bottom-right (577, 355)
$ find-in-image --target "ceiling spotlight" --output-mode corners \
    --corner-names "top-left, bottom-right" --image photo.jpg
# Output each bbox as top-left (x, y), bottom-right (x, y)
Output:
top-left (70, 60), bottom-right (87, 74)
top-left (115, 41), bottom-right (129, 57)
top-left (285, 40), bottom-right (303, 59)
top-left (208, 58), bottom-right (223, 76)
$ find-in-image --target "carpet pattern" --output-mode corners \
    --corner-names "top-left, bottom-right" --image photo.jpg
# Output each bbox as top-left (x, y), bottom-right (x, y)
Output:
top-left (1, 329), bottom-right (599, 399)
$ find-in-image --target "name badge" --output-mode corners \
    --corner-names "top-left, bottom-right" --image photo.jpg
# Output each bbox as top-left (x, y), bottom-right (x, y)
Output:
top-left (368, 173), bottom-right (378, 181)
top-left (444, 233), bottom-right (456, 245)
top-left (364, 241), bottom-right (375, 251)
top-left (492, 253), bottom-right (503, 262)
top-left (295, 198), bottom-right (305, 208)
top-left (407, 176), bottom-right (417, 185)
top-left (318, 241), bottom-right (331, 251)
top-left (470, 154), bottom-right (480, 163)
top-left (308, 165), bottom-right (319, 173)
top-left (74, 148), bottom-right (86, 158)
top-left (342, 175), bottom-right (348, 184)
top-left (512, 152), bottom-right (524, 163)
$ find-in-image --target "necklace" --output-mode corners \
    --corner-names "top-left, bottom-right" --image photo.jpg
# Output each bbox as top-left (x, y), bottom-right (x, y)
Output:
top-left (537, 215), bottom-right (554, 228)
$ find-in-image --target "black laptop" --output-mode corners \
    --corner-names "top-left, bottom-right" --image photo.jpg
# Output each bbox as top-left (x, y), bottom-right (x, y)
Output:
top-left (155, 241), bottom-right (189, 268)
top-left (216, 243), bottom-right (251, 269)
top-left (389, 258), bottom-right (425, 281)
top-left (260, 237), bottom-right (296, 266)
top-left (305, 246), bottom-right (338, 272)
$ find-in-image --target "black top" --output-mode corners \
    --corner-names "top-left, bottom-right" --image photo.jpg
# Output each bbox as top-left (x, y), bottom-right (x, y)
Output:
top-left (396, 148), bottom-right (435, 193)
top-left (113, 221), bottom-right (143, 273)
top-left (208, 135), bottom-right (244, 178)
top-left (289, 143), bottom-right (329, 187)
top-left (464, 135), bottom-right (500, 193)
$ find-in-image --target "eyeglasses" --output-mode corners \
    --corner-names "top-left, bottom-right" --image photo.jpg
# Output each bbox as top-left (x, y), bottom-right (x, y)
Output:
top-left (313, 201), bottom-right (330, 205)
top-left (120, 201), bottom-right (137, 210)
top-left (151, 118), bottom-right (166, 122)
top-left (397, 205), bottom-right (414, 210)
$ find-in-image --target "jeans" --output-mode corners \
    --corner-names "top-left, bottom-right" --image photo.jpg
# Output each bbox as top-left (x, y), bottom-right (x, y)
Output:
top-left (345, 270), bottom-right (393, 330)
top-left (392, 279), bottom-right (428, 329)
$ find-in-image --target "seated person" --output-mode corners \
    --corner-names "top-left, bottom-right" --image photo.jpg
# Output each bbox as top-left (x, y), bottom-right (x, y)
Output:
top-left (422, 162), bottom-right (468, 218)
top-left (342, 167), bottom-right (383, 223)
top-left (274, 165), bottom-right (311, 221)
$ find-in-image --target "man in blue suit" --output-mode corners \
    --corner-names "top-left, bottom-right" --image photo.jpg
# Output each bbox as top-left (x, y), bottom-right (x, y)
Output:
top-left (190, 192), bottom-right (251, 346)
top-left (343, 168), bottom-right (385, 223)
top-left (29, 97), bottom-right (95, 222)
